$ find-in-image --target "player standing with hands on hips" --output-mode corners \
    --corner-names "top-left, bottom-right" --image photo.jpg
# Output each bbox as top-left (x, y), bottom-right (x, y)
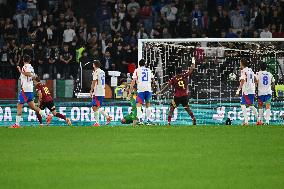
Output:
top-left (255, 62), bottom-right (275, 125)
top-left (90, 60), bottom-right (112, 126)
top-left (11, 55), bottom-right (47, 128)
top-left (157, 57), bottom-right (196, 125)
top-left (129, 59), bottom-right (155, 125)
top-left (236, 59), bottom-right (258, 125)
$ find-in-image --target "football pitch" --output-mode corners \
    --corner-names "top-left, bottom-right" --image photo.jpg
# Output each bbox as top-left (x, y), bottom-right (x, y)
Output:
top-left (0, 126), bottom-right (283, 189)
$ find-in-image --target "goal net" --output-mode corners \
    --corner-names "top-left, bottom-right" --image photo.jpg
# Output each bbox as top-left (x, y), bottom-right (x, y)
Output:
top-left (138, 38), bottom-right (284, 125)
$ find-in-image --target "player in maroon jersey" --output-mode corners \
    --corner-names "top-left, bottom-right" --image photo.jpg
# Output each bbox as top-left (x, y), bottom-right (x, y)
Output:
top-left (157, 61), bottom-right (196, 125)
top-left (33, 76), bottom-right (72, 126)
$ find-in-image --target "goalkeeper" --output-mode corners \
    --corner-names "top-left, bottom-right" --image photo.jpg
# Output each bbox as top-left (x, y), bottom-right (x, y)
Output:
top-left (121, 88), bottom-right (138, 125)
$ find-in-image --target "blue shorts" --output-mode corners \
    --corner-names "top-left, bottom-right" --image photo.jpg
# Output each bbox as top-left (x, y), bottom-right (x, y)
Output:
top-left (92, 96), bottom-right (104, 107)
top-left (258, 94), bottom-right (272, 105)
top-left (18, 90), bottom-right (34, 104)
top-left (241, 94), bottom-right (255, 105)
top-left (136, 91), bottom-right (152, 104)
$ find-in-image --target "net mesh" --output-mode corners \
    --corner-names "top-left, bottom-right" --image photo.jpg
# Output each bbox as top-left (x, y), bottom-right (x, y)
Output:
top-left (141, 40), bottom-right (284, 125)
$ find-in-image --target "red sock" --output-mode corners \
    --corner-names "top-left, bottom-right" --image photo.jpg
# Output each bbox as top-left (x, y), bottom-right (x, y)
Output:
top-left (189, 111), bottom-right (195, 119)
top-left (36, 112), bottom-right (43, 124)
top-left (56, 113), bottom-right (66, 120)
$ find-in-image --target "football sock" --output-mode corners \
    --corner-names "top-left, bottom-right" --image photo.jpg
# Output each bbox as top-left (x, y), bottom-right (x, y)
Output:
top-left (94, 111), bottom-right (99, 123)
top-left (36, 112), bottom-right (43, 124)
top-left (266, 109), bottom-right (271, 123)
top-left (16, 115), bottom-right (21, 125)
top-left (56, 113), bottom-right (66, 121)
top-left (249, 106), bottom-right (258, 120)
top-left (146, 107), bottom-right (151, 121)
top-left (168, 106), bottom-right (174, 123)
top-left (39, 110), bottom-right (47, 118)
top-left (241, 105), bottom-right (248, 123)
top-left (258, 109), bottom-right (263, 122)
top-left (137, 107), bottom-right (143, 121)
top-left (99, 109), bottom-right (109, 118)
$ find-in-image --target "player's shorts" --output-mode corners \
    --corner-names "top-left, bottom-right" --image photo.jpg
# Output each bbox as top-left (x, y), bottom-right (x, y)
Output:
top-left (92, 96), bottom-right (104, 107)
top-left (241, 94), bottom-right (255, 105)
top-left (136, 91), bottom-right (152, 104)
top-left (258, 94), bottom-right (272, 105)
top-left (18, 90), bottom-right (34, 104)
top-left (40, 101), bottom-right (55, 111)
top-left (172, 96), bottom-right (189, 107)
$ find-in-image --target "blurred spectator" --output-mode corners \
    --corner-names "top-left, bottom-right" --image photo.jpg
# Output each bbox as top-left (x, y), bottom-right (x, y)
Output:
top-left (13, 9), bottom-right (32, 44)
top-left (127, 0), bottom-right (140, 15)
top-left (59, 44), bottom-right (72, 79)
top-left (63, 22), bottom-right (76, 43)
top-left (140, 0), bottom-right (152, 34)
top-left (260, 26), bottom-right (272, 38)
top-left (101, 50), bottom-right (115, 72)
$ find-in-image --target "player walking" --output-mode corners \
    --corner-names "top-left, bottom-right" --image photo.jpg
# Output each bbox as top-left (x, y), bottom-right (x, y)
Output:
top-left (236, 59), bottom-right (258, 125)
top-left (129, 59), bottom-right (154, 124)
top-left (90, 60), bottom-right (112, 126)
top-left (255, 62), bottom-right (275, 125)
top-left (33, 76), bottom-right (72, 126)
top-left (157, 59), bottom-right (196, 125)
top-left (11, 55), bottom-right (47, 128)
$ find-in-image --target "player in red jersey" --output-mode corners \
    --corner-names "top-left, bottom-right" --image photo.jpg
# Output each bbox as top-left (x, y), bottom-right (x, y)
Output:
top-left (33, 76), bottom-right (72, 126)
top-left (157, 60), bottom-right (196, 125)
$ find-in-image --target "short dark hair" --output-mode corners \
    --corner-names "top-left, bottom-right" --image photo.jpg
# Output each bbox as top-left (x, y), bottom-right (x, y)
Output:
top-left (33, 75), bottom-right (41, 82)
top-left (23, 54), bottom-right (31, 63)
top-left (240, 59), bottom-right (249, 67)
top-left (139, 59), bottom-right (146, 66)
top-left (93, 60), bottom-right (101, 68)
top-left (260, 62), bottom-right (267, 71)
top-left (176, 67), bottom-right (182, 74)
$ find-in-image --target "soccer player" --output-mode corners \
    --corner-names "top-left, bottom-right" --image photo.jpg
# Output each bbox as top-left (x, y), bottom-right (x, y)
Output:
top-left (11, 55), bottom-right (47, 128)
top-left (129, 59), bottom-right (154, 124)
top-left (157, 59), bottom-right (196, 125)
top-left (121, 87), bottom-right (138, 125)
top-left (236, 59), bottom-right (258, 125)
top-left (255, 62), bottom-right (275, 125)
top-left (33, 76), bottom-right (72, 126)
top-left (90, 60), bottom-right (112, 126)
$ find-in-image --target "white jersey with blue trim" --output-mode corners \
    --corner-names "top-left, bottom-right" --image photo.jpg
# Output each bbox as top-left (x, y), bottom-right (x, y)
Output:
top-left (132, 66), bottom-right (154, 92)
top-left (240, 67), bottom-right (255, 95)
top-left (256, 71), bottom-right (275, 96)
top-left (20, 64), bottom-right (34, 92)
top-left (92, 68), bottom-right (105, 96)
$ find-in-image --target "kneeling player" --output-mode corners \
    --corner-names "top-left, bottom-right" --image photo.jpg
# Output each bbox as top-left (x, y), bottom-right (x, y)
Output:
top-left (255, 62), bottom-right (275, 125)
top-left (33, 76), bottom-right (72, 125)
top-left (157, 60), bottom-right (196, 125)
top-left (121, 89), bottom-right (138, 125)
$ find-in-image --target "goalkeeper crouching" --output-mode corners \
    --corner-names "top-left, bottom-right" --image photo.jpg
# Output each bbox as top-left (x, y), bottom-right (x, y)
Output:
top-left (121, 89), bottom-right (138, 125)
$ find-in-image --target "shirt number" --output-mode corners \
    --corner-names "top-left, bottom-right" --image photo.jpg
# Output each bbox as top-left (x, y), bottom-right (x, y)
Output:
top-left (44, 87), bottom-right (50, 95)
top-left (142, 70), bottom-right (149, 82)
top-left (178, 80), bottom-right (185, 89)
top-left (263, 75), bottom-right (269, 85)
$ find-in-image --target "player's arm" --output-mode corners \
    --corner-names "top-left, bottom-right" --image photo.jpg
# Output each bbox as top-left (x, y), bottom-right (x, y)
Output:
top-left (185, 57), bottom-right (196, 76)
top-left (37, 90), bottom-right (43, 105)
top-left (157, 83), bottom-right (170, 95)
top-left (236, 79), bottom-right (245, 96)
top-left (90, 79), bottom-right (98, 97)
top-left (128, 79), bottom-right (136, 99)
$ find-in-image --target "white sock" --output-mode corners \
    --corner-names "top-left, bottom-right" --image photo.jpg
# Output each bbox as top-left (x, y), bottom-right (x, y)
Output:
top-left (259, 109), bottom-right (263, 122)
top-left (137, 107), bottom-right (143, 121)
top-left (146, 107), bottom-right (152, 121)
top-left (249, 106), bottom-right (258, 121)
top-left (16, 115), bottom-right (21, 125)
top-left (39, 110), bottom-right (47, 118)
top-left (99, 109), bottom-right (109, 118)
top-left (266, 109), bottom-right (271, 124)
top-left (241, 105), bottom-right (248, 123)
top-left (94, 111), bottom-right (99, 123)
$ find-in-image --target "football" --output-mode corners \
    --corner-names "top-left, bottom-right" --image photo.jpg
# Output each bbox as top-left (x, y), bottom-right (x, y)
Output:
top-left (228, 73), bottom-right (237, 81)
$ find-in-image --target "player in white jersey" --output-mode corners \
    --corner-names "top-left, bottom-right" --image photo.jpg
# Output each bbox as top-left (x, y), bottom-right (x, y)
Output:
top-left (90, 60), bottom-right (112, 126)
top-left (255, 62), bottom-right (275, 125)
top-left (236, 59), bottom-right (258, 125)
top-left (11, 55), bottom-right (47, 128)
top-left (129, 59), bottom-right (154, 124)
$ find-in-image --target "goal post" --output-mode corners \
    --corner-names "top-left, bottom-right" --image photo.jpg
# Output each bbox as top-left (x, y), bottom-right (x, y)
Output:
top-left (138, 38), bottom-right (284, 125)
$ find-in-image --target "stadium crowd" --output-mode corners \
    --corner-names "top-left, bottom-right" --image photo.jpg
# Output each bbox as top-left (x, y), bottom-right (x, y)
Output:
top-left (0, 0), bottom-right (284, 81)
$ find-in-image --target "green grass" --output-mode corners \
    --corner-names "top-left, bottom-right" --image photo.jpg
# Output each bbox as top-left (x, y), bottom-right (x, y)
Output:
top-left (0, 126), bottom-right (284, 189)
